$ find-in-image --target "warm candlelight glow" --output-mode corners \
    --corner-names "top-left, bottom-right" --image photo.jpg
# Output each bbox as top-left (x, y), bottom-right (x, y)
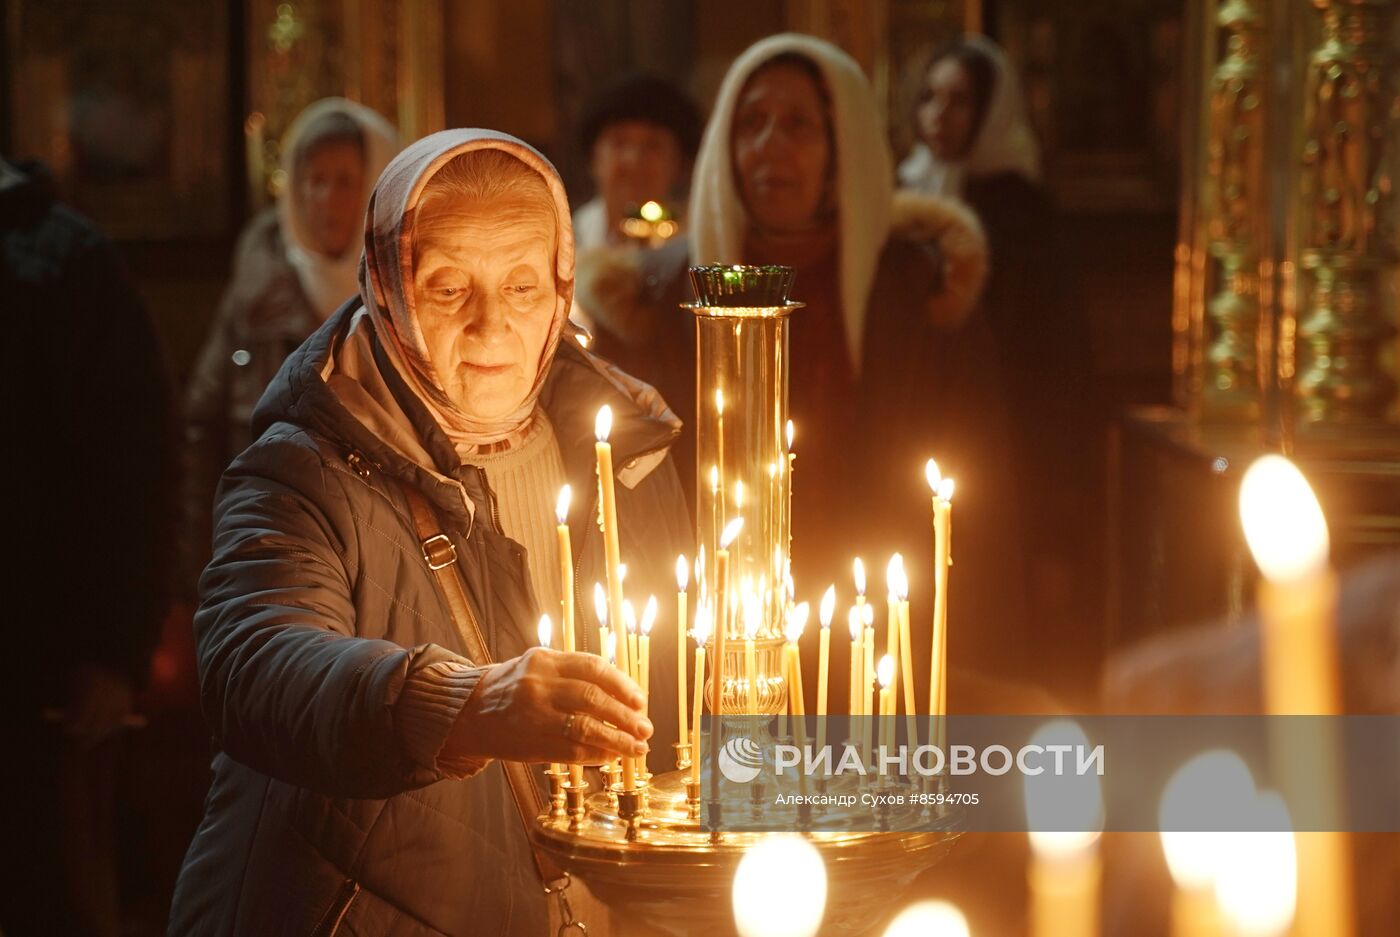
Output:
top-left (639, 199), bottom-right (663, 223)
top-left (853, 557), bottom-right (866, 597)
top-left (720, 517), bottom-right (745, 549)
top-left (593, 582), bottom-right (607, 625)
top-left (848, 608), bottom-right (861, 642)
top-left (883, 900), bottom-right (970, 937)
top-left (715, 388), bottom-right (725, 415)
top-left (692, 607), bottom-right (712, 646)
top-left (886, 553), bottom-right (904, 600)
top-left (1025, 720), bottom-right (1104, 860)
top-left (604, 631), bottom-right (617, 664)
top-left (1215, 793), bottom-right (1297, 937)
top-left (676, 554), bottom-right (689, 592)
top-left (734, 479), bottom-right (745, 511)
top-left (732, 835), bottom-right (827, 937)
top-left (1239, 455), bottom-right (1329, 583)
top-left (623, 600), bottom-right (637, 635)
top-left (925, 458), bottom-right (941, 493)
top-left (595, 404), bottom-right (613, 442)
top-left (709, 465), bottom-right (719, 493)
top-left (938, 478), bottom-right (955, 502)
top-left (641, 596), bottom-right (657, 636)
top-left (786, 419), bottom-right (795, 452)
top-left (786, 601), bottom-right (810, 642)
top-left (555, 484), bottom-right (571, 525)
top-left (537, 614), bottom-right (552, 649)
top-left (819, 586), bottom-right (836, 628)
top-left (876, 654), bottom-right (894, 688)
top-left (1159, 750), bottom-right (1257, 891)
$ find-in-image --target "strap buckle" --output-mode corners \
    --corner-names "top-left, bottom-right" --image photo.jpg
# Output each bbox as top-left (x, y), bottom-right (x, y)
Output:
top-left (421, 533), bottom-right (457, 570)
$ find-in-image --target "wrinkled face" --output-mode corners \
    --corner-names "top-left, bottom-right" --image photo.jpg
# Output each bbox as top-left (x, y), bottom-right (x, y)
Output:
top-left (917, 58), bottom-right (977, 160)
top-left (411, 192), bottom-right (558, 422)
top-left (295, 140), bottom-right (366, 256)
top-left (591, 120), bottom-right (685, 219)
top-left (731, 62), bottom-right (832, 234)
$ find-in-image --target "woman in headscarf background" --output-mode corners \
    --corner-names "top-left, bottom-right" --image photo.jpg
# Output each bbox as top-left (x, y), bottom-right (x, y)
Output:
top-left (902, 38), bottom-right (1099, 643)
top-left (170, 129), bottom-right (687, 936)
top-left (578, 33), bottom-right (1028, 682)
top-left (180, 98), bottom-right (398, 592)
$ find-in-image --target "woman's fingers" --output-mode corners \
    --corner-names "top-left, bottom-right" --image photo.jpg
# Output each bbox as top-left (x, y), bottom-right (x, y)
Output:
top-left (554, 679), bottom-right (653, 743)
top-left (553, 652), bottom-right (645, 710)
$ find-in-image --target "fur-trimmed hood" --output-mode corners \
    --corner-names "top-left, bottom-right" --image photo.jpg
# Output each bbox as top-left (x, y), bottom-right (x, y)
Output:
top-left (575, 187), bottom-right (986, 344)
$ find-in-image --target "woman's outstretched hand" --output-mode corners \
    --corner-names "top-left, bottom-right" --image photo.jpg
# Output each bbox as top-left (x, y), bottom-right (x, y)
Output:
top-left (445, 648), bottom-right (652, 765)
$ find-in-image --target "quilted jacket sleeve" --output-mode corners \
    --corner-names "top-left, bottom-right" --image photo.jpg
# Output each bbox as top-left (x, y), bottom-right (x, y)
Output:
top-left (195, 429), bottom-right (488, 799)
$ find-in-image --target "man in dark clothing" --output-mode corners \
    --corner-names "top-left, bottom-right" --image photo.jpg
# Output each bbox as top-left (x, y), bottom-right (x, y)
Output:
top-left (1, 156), bottom-right (175, 936)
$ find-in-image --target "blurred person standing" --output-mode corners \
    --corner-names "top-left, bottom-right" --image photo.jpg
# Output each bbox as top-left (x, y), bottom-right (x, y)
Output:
top-left (181, 99), bottom-right (397, 591)
top-left (1, 154), bottom-right (175, 937)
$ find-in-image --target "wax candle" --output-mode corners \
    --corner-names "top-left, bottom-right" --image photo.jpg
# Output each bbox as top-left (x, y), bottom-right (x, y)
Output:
top-left (690, 606), bottom-right (710, 785)
top-left (926, 461), bottom-right (954, 755)
top-left (817, 585), bottom-right (834, 752)
top-left (1215, 793), bottom-right (1297, 937)
top-left (592, 582), bottom-right (608, 659)
top-left (676, 555), bottom-right (690, 752)
top-left (595, 407), bottom-right (634, 791)
top-left (862, 603), bottom-right (875, 769)
top-left (623, 599), bottom-right (639, 686)
top-left (1239, 455), bottom-right (1351, 937)
top-left (847, 608), bottom-right (861, 721)
top-left (876, 654), bottom-right (894, 768)
top-left (1025, 720), bottom-right (1103, 937)
top-left (884, 555), bottom-right (903, 726)
top-left (785, 602), bottom-right (809, 717)
top-left (895, 565), bottom-right (917, 750)
top-left (554, 486), bottom-right (575, 653)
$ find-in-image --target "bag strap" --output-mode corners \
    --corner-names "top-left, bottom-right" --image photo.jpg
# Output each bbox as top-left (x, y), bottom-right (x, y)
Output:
top-left (401, 483), bottom-right (586, 933)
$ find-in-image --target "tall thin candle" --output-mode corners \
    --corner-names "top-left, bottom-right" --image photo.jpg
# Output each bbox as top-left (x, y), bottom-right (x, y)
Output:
top-left (676, 555), bottom-right (690, 753)
top-left (690, 608), bottom-right (710, 785)
top-left (555, 486), bottom-right (575, 652)
top-left (594, 405), bottom-right (632, 791)
top-left (817, 585), bottom-right (834, 753)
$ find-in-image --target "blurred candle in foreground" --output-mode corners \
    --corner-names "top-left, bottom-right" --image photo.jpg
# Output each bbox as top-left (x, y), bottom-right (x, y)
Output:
top-left (882, 900), bottom-right (970, 937)
top-left (1159, 750), bottom-right (1257, 937)
top-left (1215, 793), bottom-right (1297, 937)
top-left (732, 835), bottom-right (827, 937)
top-left (1025, 720), bottom-right (1103, 937)
top-left (676, 555), bottom-right (690, 752)
top-left (1238, 455), bottom-right (1352, 937)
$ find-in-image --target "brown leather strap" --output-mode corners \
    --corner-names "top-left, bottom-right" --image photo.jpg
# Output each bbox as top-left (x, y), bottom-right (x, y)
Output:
top-left (401, 484), bottom-right (560, 886)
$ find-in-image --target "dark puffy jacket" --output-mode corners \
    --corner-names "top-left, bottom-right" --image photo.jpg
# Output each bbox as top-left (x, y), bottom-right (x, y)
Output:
top-left (170, 303), bottom-right (690, 936)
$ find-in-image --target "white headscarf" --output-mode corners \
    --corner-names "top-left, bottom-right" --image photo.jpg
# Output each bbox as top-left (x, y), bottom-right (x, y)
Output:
top-left (897, 36), bottom-right (1041, 199)
top-left (279, 98), bottom-right (398, 319)
top-left (689, 33), bottom-right (893, 372)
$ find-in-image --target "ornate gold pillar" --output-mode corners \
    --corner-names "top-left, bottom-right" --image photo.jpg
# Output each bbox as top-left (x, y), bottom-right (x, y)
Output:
top-left (1290, 0), bottom-right (1399, 429)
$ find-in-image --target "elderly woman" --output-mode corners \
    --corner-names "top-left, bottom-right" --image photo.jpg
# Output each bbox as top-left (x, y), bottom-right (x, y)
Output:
top-left (170, 130), bottom-right (688, 935)
top-left (182, 99), bottom-right (398, 591)
top-left (579, 34), bottom-right (1026, 680)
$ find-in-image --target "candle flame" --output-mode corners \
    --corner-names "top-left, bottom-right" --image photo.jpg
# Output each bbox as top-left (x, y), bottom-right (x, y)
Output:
top-left (692, 602), bottom-right (712, 645)
top-left (595, 405), bottom-right (612, 442)
top-left (623, 600), bottom-right (637, 634)
top-left (938, 478), bottom-right (955, 502)
top-left (593, 582), bottom-right (607, 625)
top-left (853, 557), bottom-right (866, 596)
top-left (537, 614), bottom-right (552, 648)
top-left (862, 603), bottom-right (874, 626)
top-left (720, 517), bottom-right (745, 549)
top-left (734, 480), bottom-right (745, 510)
top-left (786, 602), bottom-right (810, 642)
top-left (877, 654), bottom-right (895, 688)
top-left (819, 585), bottom-right (836, 628)
top-left (885, 554), bottom-right (905, 599)
top-left (709, 464), bottom-right (719, 493)
top-left (1239, 455), bottom-right (1329, 583)
top-left (768, 462), bottom-right (777, 479)
top-left (641, 595), bottom-right (657, 635)
top-left (925, 458), bottom-right (941, 493)
top-left (715, 388), bottom-right (725, 415)
top-left (555, 484), bottom-right (571, 524)
top-left (784, 571), bottom-right (795, 603)
top-left (786, 419), bottom-right (795, 452)
top-left (848, 607), bottom-right (861, 641)
top-left (618, 563), bottom-right (627, 582)
top-left (639, 199), bottom-right (664, 223)
top-left (1215, 793), bottom-right (1298, 937)
top-left (605, 631), bottom-right (617, 665)
top-left (676, 554), bottom-right (689, 591)
top-left (1160, 750), bottom-right (1257, 891)
top-left (1024, 720), bottom-right (1103, 859)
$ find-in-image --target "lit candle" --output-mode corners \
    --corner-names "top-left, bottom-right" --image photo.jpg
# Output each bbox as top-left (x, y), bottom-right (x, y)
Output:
top-left (594, 406), bottom-right (632, 738)
top-left (538, 615), bottom-right (560, 779)
top-left (555, 486), bottom-right (575, 652)
top-left (847, 608), bottom-right (861, 721)
top-left (592, 582), bottom-right (608, 659)
top-left (639, 596), bottom-right (656, 708)
top-left (926, 461), bottom-right (954, 755)
top-left (853, 559), bottom-right (868, 755)
top-left (711, 518), bottom-right (743, 805)
top-left (1215, 793), bottom-right (1297, 937)
top-left (882, 900), bottom-right (971, 937)
top-left (1238, 455), bottom-right (1352, 937)
top-left (785, 602), bottom-right (809, 718)
top-left (676, 555), bottom-right (690, 752)
top-left (623, 599), bottom-right (639, 687)
top-left (862, 603), bottom-right (875, 770)
top-left (884, 555), bottom-right (903, 732)
top-left (876, 654), bottom-right (894, 767)
top-left (744, 593), bottom-right (759, 715)
top-left (1025, 720), bottom-right (1103, 937)
top-left (1160, 750), bottom-right (1257, 937)
top-left (817, 585), bottom-right (834, 752)
top-left (690, 605), bottom-right (711, 785)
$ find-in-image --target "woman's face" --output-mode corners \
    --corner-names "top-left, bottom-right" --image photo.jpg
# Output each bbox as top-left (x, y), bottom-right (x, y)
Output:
top-left (411, 192), bottom-right (558, 422)
top-left (731, 62), bottom-right (832, 234)
top-left (917, 58), bottom-right (977, 160)
top-left (295, 140), bottom-right (366, 257)
top-left (591, 120), bottom-right (685, 220)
